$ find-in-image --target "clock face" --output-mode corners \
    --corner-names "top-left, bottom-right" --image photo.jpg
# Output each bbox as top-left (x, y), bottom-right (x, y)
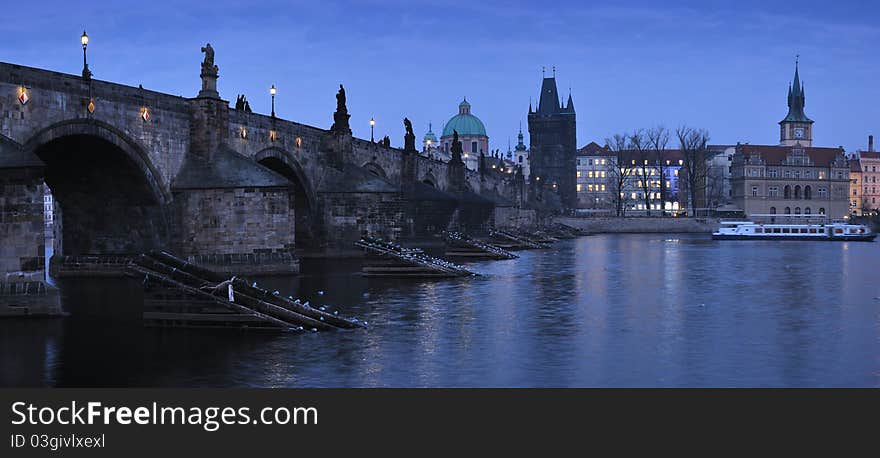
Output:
top-left (794, 127), bottom-right (804, 139)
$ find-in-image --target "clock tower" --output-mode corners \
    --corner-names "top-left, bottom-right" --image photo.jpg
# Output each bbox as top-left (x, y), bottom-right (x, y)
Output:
top-left (779, 58), bottom-right (813, 147)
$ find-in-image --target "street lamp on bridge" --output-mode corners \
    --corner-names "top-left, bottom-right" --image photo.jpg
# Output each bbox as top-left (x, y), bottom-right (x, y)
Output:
top-left (270, 85), bottom-right (276, 118)
top-left (80, 30), bottom-right (92, 80)
top-left (370, 117), bottom-right (375, 142)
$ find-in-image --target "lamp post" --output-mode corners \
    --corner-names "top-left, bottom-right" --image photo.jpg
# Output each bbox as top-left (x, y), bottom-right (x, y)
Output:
top-left (270, 85), bottom-right (276, 118)
top-left (370, 117), bottom-right (375, 142)
top-left (81, 30), bottom-right (91, 80)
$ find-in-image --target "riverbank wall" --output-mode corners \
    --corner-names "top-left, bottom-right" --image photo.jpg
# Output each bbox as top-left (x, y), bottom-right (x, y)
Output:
top-left (555, 216), bottom-right (719, 234)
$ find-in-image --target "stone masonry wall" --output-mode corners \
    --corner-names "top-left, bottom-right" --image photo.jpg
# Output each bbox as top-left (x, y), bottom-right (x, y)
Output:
top-left (0, 167), bottom-right (45, 281)
top-left (173, 187), bottom-right (295, 256)
top-left (320, 192), bottom-right (405, 247)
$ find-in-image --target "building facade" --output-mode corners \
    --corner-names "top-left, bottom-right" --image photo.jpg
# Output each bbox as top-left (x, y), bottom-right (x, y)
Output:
top-left (440, 98), bottom-right (488, 171)
top-left (575, 142), bottom-right (612, 210)
top-left (859, 147), bottom-right (880, 214)
top-left (575, 143), bottom-right (685, 214)
top-left (731, 144), bottom-right (850, 218)
top-left (850, 155), bottom-right (863, 215)
top-left (705, 145), bottom-right (736, 212)
top-left (528, 74), bottom-right (577, 209)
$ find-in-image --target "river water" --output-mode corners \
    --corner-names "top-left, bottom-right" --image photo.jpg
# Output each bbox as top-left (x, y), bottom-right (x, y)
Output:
top-left (2, 234), bottom-right (879, 387)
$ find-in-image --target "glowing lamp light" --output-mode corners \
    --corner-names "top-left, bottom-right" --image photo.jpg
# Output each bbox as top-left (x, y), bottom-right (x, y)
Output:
top-left (269, 130), bottom-right (278, 142)
top-left (81, 31), bottom-right (89, 47)
top-left (240, 127), bottom-right (247, 139)
top-left (270, 85), bottom-right (276, 96)
top-left (295, 137), bottom-right (302, 148)
top-left (141, 107), bottom-right (150, 121)
top-left (87, 98), bottom-right (95, 113)
top-left (18, 87), bottom-right (28, 105)
top-left (370, 118), bottom-right (375, 127)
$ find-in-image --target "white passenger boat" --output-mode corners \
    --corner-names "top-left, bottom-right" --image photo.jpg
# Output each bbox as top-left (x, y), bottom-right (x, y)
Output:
top-left (712, 214), bottom-right (876, 241)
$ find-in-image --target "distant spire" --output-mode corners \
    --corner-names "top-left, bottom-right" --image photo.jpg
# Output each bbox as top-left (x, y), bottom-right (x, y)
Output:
top-left (780, 57), bottom-right (812, 124)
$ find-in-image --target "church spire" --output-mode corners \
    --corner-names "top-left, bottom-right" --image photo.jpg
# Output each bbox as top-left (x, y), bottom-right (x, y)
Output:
top-left (781, 57), bottom-right (812, 124)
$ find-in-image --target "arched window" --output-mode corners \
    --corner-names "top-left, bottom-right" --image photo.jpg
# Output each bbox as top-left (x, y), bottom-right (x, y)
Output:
top-left (819, 208), bottom-right (825, 215)
top-left (784, 185), bottom-right (792, 199)
top-left (805, 207), bottom-right (811, 214)
top-left (795, 207), bottom-right (801, 214)
top-left (804, 185), bottom-right (812, 200)
top-left (794, 185), bottom-right (802, 199)
top-left (784, 207), bottom-right (791, 214)
top-left (769, 207), bottom-right (776, 214)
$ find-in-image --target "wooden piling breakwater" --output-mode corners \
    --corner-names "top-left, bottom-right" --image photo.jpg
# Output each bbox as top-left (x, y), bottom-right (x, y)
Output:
top-left (443, 231), bottom-right (518, 260)
top-left (127, 251), bottom-right (365, 331)
top-left (488, 229), bottom-right (552, 250)
top-left (355, 237), bottom-right (478, 278)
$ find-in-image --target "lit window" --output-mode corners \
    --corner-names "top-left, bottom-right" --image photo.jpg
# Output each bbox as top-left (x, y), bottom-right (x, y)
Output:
top-left (601, 184), bottom-right (606, 191)
top-left (576, 171), bottom-right (581, 178)
top-left (577, 184), bottom-right (583, 192)
top-left (588, 171), bottom-right (594, 178)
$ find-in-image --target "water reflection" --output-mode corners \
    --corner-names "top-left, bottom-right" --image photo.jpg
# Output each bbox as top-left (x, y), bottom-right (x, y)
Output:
top-left (3, 234), bottom-right (880, 387)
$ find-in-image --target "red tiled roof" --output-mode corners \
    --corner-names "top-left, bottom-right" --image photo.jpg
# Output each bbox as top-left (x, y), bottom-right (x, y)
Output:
top-left (577, 141), bottom-right (610, 156)
top-left (859, 151), bottom-right (880, 160)
top-left (735, 144), bottom-right (844, 166)
top-left (850, 157), bottom-right (862, 172)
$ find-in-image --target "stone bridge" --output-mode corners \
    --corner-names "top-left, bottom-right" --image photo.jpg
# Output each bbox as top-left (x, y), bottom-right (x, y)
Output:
top-left (0, 49), bottom-right (532, 281)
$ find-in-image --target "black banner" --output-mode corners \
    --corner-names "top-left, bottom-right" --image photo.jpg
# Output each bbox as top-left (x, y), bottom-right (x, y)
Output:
top-left (1, 389), bottom-right (876, 456)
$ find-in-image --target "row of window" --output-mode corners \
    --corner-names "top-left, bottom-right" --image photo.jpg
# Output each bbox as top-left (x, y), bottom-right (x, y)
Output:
top-left (745, 168), bottom-right (845, 179)
top-left (577, 184), bottom-right (607, 192)
top-left (578, 158), bottom-right (609, 166)
top-left (768, 207), bottom-right (824, 215)
top-left (576, 170), bottom-right (608, 178)
top-left (751, 185), bottom-right (827, 199)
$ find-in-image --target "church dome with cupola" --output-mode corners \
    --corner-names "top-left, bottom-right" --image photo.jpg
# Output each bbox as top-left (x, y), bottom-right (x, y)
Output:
top-left (440, 98), bottom-right (489, 171)
top-left (442, 98), bottom-right (487, 137)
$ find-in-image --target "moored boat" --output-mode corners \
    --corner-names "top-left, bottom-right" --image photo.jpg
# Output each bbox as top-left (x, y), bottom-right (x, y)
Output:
top-left (712, 214), bottom-right (876, 241)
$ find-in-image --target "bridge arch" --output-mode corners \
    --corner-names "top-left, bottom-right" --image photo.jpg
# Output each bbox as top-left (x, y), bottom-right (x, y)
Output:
top-left (24, 119), bottom-right (170, 203)
top-left (362, 161), bottom-right (388, 179)
top-left (254, 147), bottom-right (318, 247)
top-left (421, 172), bottom-right (437, 188)
top-left (24, 119), bottom-right (171, 257)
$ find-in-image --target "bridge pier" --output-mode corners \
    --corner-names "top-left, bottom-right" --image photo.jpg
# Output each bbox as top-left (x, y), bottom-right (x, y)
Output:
top-left (0, 147), bottom-right (61, 316)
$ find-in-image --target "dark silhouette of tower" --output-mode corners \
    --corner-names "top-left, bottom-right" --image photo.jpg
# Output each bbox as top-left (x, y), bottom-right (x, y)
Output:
top-left (528, 72), bottom-right (576, 209)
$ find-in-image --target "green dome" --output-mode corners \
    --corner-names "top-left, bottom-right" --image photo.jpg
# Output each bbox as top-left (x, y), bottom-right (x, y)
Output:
top-left (442, 114), bottom-right (487, 137)
top-left (442, 99), bottom-right (486, 137)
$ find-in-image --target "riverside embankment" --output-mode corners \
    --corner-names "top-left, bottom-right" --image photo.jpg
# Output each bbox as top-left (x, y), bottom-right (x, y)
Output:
top-left (555, 216), bottom-right (719, 234)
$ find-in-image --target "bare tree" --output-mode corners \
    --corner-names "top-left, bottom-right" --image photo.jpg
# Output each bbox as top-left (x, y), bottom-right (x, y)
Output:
top-left (705, 160), bottom-right (726, 211)
top-left (647, 126), bottom-right (670, 214)
top-left (676, 126), bottom-right (711, 216)
top-left (605, 133), bottom-right (636, 217)
top-left (629, 129), bottom-right (653, 216)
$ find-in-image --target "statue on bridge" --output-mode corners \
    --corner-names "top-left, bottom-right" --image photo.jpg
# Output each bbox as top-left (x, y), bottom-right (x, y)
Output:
top-left (449, 129), bottom-right (464, 165)
top-left (198, 43), bottom-right (220, 98)
top-left (330, 84), bottom-right (351, 134)
top-left (235, 95), bottom-right (252, 112)
top-left (200, 43), bottom-right (218, 76)
top-left (403, 117), bottom-right (416, 152)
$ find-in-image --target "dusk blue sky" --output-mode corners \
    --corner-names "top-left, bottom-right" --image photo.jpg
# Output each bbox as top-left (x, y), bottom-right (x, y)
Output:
top-left (4, 0), bottom-right (878, 153)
